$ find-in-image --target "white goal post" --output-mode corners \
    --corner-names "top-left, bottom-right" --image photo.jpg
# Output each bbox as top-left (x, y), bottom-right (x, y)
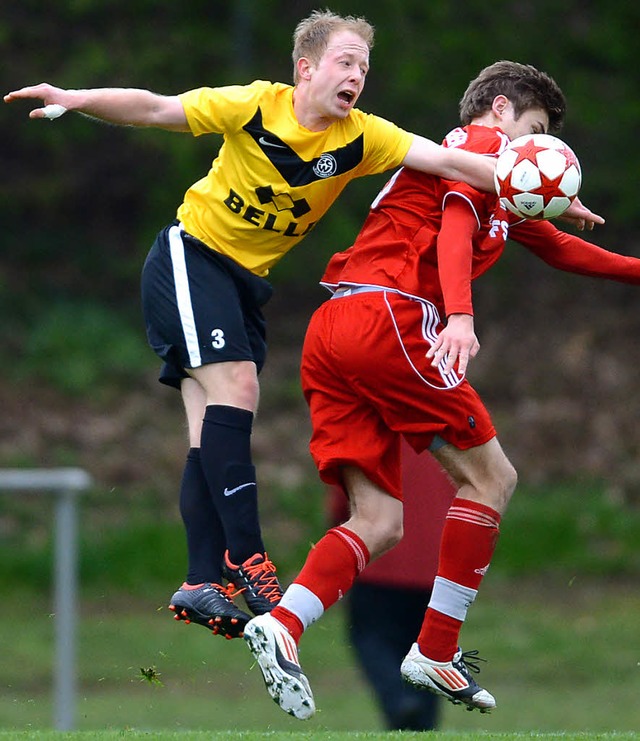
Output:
top-left (0, 468), bottom-right (92, 731)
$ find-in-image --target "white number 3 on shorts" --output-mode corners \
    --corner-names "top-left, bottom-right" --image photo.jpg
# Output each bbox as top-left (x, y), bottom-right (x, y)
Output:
top-left (211, 328), bottom-right (226, 349)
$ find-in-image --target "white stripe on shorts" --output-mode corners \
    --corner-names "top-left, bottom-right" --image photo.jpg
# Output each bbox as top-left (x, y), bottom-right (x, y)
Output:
top-left (383, 292), bottom-right (464, 390)
top-left (168, 224), bottom-right (202, 368)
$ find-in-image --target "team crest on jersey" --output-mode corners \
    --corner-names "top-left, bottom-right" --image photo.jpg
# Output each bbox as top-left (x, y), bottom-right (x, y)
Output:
top-left (243, 107), bottom-right (364, 186)
top-left (313, 153), bottom-right (337, 178)
top-left (224, 106), bottom-right (365, 238)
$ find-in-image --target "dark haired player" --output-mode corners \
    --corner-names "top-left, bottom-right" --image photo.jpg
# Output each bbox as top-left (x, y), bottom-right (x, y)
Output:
top-left (243, 61), bottom-right (637, 719)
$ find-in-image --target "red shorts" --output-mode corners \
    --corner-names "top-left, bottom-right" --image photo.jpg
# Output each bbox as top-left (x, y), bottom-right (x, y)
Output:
top-left (301, 290), bottom-right (496, 500)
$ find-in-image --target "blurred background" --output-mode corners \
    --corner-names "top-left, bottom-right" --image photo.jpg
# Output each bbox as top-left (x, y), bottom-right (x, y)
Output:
top-left (1, 0), bottom-right (640, 734)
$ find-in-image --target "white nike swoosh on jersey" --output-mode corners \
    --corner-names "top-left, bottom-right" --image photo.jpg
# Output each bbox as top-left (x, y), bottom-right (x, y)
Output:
top-left (259, 136), bottom-right (288, 149)
top-left (223, 482), bottom-right (257, 497)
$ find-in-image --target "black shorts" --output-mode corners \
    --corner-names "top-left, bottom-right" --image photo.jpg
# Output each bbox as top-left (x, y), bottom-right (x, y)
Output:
top-left (141, 222), bottom-right (273, 389)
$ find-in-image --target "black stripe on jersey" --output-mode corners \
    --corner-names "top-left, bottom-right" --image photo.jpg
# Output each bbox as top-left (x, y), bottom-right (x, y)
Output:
top-left (243, 107), bottom-right (364, 187)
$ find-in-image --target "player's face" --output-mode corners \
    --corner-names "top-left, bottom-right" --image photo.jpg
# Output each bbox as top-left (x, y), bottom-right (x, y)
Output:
top-left (502, 104), bottom-right (550, 141)
top-left (307, 30), bottom-right (369, 121)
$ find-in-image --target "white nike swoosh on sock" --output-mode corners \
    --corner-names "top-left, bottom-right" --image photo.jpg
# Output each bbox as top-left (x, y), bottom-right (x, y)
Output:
top-left (223, 482), bottom-right (256, 497)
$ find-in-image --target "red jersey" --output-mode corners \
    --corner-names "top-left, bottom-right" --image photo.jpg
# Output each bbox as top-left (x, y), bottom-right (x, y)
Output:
top-left (322, 124), bottom-right (640, 317)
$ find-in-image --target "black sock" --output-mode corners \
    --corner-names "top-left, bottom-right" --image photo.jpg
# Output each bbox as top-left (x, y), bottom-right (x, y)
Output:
top-left (199, 404), bottom-right (265, 563)
top-left (179, 448), bottom-right (226, 584)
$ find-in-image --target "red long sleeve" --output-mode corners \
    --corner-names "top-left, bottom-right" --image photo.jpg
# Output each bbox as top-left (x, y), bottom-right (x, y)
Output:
top-left (437, 195), bottom-right (483, 317)
top-left (511, 218), bottom-right (640, 284)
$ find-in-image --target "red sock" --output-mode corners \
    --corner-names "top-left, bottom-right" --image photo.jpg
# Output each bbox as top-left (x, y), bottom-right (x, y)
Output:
top-left (418, 497), bottom-right (501, 661)
top-left (297, 526), bottom-right (369, 605)
top-left (271, 526), bottom-right (369, 644)
top-left (270, 606), bottom-right (305, 643)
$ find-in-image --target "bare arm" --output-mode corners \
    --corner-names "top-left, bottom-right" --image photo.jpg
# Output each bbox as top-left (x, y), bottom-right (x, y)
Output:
top-left (4, 82), bottom-right (189, 131)
top-left (401, 135), bottom-right (496, 193)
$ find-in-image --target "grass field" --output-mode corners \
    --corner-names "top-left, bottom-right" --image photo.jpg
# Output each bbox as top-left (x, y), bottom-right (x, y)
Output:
top-left (2, 481), bottom-right (640, 739)
top-left (2, 579), bottom-right (640, 737)
top-left (1, 733), bottom-right (640, 741)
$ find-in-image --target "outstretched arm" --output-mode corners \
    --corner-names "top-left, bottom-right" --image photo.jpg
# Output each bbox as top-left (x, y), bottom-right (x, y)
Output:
top-left (4, 82), bottom-right (189, 131)
top-left (512, 218), bottom-right (640, 284)
top-left (402, 134), bottom-right (496, 193)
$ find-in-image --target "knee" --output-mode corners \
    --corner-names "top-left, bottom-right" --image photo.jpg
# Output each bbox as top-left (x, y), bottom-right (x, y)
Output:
top-left (461, 456), bottom-right (518, 514)
top-left (227, 364), bottom-right (259, 405)
top-left (366, 516), bottom-right (404, 559)
top-left (379, 518), bottom-right (403, 554)
top-left (489, 459), bottom-right (518, 513)
top-left (347, 512), bottom-right (403, 560)
top-left (504, 460), bottom-right (518, 496)
top-left (193, 361), bottom-right (259, 410)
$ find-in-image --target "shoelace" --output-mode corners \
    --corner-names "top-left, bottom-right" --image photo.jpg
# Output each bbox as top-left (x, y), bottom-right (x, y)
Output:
top-left (455, 649), bottom-right (488, 675)
top-left (214, 582), bottom-right (245, 602)
top-left (242, 554), bottom-right (282, 602)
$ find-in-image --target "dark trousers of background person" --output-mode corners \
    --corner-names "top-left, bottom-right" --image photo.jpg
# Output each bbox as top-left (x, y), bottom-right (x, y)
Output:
top-left (346, 581), bottom-right (439, 731)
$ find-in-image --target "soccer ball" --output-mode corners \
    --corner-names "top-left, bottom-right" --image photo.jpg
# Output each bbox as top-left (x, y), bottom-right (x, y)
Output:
top-left (494, 133), bottom-right (581, 219)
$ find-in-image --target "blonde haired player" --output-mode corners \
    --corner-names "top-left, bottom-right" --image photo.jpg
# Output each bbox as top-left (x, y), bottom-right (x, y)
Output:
top-left (5, 20), bottom-right (600, 643)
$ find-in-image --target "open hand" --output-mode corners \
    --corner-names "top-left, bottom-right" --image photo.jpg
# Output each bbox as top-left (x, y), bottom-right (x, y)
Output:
top-left (4, 83), bottom-right (70, 119)
top-left (560, 196), bottom-right (605, 231)
top-left (426, 313), bottom-right (479, 376)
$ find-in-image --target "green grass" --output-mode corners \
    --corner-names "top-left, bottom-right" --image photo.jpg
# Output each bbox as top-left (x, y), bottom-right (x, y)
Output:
top-left (2, 580), bottom-right (640, 736)
top-left (2, 481), bottom-right (640, 737)
top-left (1, 733), bottom-right (640, 741)
top-left (494, 481), bottom-right (640, 577)
top-left (3, 480), bottom-right (640, 595)
top-left (9, 300), bottom-right (148, 398)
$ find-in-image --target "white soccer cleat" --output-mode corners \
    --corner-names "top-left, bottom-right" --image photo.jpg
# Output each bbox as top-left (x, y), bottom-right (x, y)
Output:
top-left (401, 642), bottom-right (496, 713)
top-left (244, 613), bottom-right (315, 720)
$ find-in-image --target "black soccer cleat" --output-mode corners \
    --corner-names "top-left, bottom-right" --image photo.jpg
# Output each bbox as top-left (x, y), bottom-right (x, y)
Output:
top-left (168, 581), bottom-right (251, 639)
top-left (223, 550), bottom-right (283, 615)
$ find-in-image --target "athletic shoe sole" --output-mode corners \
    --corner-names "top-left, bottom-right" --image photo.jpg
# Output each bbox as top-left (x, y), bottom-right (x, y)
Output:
top-left (169, 586), bottom-right (250, 639)
top-left (244, 617), bottom-right (315, 720)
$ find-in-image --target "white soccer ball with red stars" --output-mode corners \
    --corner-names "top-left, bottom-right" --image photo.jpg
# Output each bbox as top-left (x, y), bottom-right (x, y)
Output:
top-left (494, 133), bottom-right (582, 220)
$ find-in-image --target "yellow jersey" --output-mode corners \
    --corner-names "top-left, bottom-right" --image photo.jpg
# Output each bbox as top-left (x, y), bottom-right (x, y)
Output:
top-left (176, 80), bottom-right (413, 276)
